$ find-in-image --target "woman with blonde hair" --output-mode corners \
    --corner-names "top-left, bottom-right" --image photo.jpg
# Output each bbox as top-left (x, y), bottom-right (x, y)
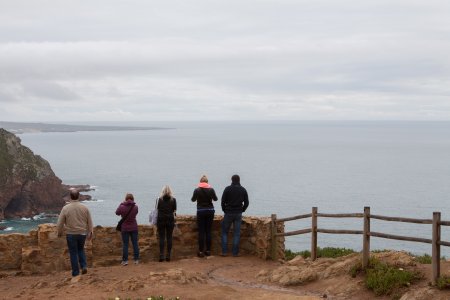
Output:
top-left (191, 175), bottom-right (218, 257)
top-left (156, 185), bottom-right (177, 262)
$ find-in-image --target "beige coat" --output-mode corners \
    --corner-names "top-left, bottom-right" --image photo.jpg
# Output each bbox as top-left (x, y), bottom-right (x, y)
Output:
top-left (57, 200), bottom-right (93, 236)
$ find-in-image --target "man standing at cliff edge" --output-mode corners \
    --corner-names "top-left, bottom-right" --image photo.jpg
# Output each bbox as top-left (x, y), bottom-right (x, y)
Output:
top-left (57, 189), bottom-right (93, 277)
top-left (221, 174), bottom-right (249, 257)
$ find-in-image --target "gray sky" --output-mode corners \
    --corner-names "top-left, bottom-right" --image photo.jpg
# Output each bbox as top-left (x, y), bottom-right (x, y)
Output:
top-left (1, 0), bottom-right (450, 122)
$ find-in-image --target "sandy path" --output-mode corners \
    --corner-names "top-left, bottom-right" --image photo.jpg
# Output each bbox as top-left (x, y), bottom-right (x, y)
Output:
top-left (0, 255), bottom-right (320, 300)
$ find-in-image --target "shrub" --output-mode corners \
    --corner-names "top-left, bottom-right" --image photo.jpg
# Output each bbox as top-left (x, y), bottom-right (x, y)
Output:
top-left (285, 247), bottom-right (355, 260)
top-left (371, 249), bottom-right (390, 253)
top-left (318, 247), bottom-right (355, 258)
top-left (365, 258), bottom-right (421, 296)
top-left (350, 262), bottom-right (363, 278)
top-left (436, 276), bottom-right (450, 290)
top-left (285, 249), bottom-right (311, 260)
top-left (414, 253), bottom-right (432, 264)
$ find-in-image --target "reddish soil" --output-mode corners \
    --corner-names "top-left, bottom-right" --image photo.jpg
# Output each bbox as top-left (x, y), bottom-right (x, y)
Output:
top-left (0, 255), bottom-right (449, 300)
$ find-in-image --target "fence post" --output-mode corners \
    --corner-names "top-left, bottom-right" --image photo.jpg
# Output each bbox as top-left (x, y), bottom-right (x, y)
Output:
top-left (311, 207), bottom-right (318, 261)
top-left (432, 212), bottom-right (441, 284)
top-left (270, 214), bottom-right (277, 260)
top-left (362, 206), bottom-right (370, 269)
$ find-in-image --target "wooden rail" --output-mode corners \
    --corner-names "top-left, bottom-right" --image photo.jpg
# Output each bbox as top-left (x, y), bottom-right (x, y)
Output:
top-left (270, 206), bottom-right (450, 285)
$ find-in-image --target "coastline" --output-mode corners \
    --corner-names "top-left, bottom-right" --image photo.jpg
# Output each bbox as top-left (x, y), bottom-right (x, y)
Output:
top-left (0, 121), bottom-right (172, 134)
top-left (0, 184), bottom-right (94, 233)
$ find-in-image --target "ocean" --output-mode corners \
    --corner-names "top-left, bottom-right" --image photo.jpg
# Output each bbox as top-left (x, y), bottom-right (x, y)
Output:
top-left (2, 121), bottom-right (450, 256)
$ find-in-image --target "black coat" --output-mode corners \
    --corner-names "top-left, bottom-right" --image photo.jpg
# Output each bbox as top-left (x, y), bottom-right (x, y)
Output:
top-left (221, 183), bottom-right (249, 213)
top-left (157, 196), bottom-right (176, 225)
top-left (191, 187), bottom-right (218, 209)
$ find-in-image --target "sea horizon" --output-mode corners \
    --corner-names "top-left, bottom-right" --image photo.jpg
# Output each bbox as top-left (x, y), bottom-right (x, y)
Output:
top-left (1, 120), bottom-right (450, 256)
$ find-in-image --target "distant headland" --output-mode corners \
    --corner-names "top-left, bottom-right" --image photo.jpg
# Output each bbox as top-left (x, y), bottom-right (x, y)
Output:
top-left (0, 121), bottom-right (172, 134)
top-left (0, 128), bottom-right (93, 221)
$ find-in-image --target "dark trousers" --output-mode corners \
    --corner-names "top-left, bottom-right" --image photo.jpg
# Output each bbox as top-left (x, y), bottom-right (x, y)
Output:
top-left (196, 210), bottom-right (214, 252)
top-left (66, 234), bottom-right (87, 277)
top-left (157, 222), bottom-right (174, 258)
top-left (121, 230), bottom-right (139, 262)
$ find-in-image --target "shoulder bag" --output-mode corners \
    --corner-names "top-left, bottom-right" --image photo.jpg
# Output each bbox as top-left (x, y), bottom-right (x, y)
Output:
top-left (148, 198), bottom-right (159, 226)
top-left (116, 205), bottom-right (134, 231)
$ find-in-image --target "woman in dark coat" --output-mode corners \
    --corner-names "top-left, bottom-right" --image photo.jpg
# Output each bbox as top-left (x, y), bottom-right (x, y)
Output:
top-left (157, 185), bottom-right (177, 262)
top-left (191, 175), bottom-right (218, 257)
top-left (115, 193), bottom-right (139, 265)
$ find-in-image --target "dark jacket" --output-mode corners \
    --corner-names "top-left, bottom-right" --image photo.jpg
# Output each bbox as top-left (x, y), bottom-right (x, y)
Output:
top-left (191, 187), bottom-right (218, 209)
top-left (115, 200), bottom-right (138, 232)
top-left (157, 196), bottom-right (177, 225)
top-left (221, 183), bottom-right (249, 214)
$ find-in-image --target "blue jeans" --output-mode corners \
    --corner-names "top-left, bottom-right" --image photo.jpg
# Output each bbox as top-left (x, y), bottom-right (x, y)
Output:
top-left (196, 210), bottom-right (214, 252)
top-left (66, 234), bottom-right (87, 276)
top-left (121, 230), bottom-right (139, 262)
top-left (221, 213), bottom-right (242, 256)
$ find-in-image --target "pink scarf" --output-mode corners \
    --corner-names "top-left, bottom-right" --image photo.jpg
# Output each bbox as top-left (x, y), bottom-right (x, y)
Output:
top-left (198, 182), bottom-right (211, 188)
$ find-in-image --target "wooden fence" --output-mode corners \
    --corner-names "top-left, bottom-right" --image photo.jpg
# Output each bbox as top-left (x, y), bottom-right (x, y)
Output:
top-left (270, 206), bottom-right (450, 283)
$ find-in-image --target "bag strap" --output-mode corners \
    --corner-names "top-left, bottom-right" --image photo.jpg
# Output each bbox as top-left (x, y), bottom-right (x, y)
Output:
top-left (121, 204), bottom-right (134, 222)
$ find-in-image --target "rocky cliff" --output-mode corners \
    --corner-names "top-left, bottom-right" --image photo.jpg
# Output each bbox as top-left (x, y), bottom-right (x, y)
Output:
top-left (0, 128), bottom-right (66, 219)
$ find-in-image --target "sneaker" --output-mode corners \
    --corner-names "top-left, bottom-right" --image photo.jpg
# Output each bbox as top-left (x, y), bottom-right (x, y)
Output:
top-left (197, 251), bottom-right (205, 258)
top-left (121, 261), bottom-right (128, 266)
top-left (220, 253), bottom-right (228, 257)
top-left (81, 268), bottom-right (87, 274)
top-left (165, 257), bottom-right (171, 262)
top-left (159, 257), bottom-right (165, 262)
top-left (134, 260), bottom-right (139, 265)
top-left (205, 251), bottom-right (211, 257)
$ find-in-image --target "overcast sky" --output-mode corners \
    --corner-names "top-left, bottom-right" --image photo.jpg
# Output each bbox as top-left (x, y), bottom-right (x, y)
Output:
top-left (1, 0), bottom-right (450, 122)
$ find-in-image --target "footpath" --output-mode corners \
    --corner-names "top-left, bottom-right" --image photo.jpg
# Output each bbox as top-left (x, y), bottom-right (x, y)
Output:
top-left (0, 252), bottom-right (449, 299)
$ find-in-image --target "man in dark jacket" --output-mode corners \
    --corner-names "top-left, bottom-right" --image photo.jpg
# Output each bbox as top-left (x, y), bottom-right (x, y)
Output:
top-left (221, 174), bottom-right (249, 257)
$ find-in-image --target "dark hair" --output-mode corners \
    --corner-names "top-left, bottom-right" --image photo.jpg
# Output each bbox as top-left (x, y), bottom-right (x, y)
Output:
top-left (125, 193), bottom-right (134, 201)
top-left (231, 174), bottom-right (240, 184)
top-left (70, 190), bottom-right (80, 200)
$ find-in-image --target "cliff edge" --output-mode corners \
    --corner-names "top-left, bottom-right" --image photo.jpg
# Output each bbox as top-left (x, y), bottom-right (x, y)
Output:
top-left (0, 128), bottom-right (65, 219)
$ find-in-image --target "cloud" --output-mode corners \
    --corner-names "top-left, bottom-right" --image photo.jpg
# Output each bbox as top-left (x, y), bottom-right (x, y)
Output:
top-left (0, 0), bottom-right (450, 121)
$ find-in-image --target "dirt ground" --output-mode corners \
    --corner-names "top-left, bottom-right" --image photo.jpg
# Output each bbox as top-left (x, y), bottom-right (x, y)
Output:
top-left (0, 254), bottom-right (449, 300)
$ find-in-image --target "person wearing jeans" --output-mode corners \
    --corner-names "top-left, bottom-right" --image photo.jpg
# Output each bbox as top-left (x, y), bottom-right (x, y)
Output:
top-left (221, 212), bottom-right (242, 256)
top-left (115, 193), bottom-right (139, 265)
top-left (66, 234), bottom-right (87, 275)
top-left (57, 189), bottom-right (93, 277)
top-left (191, 175), bottom-right (218, 257)
top-left (121, 230), bottom-right (139, 263)
top-left (221, 174), bottom-right (249, 257)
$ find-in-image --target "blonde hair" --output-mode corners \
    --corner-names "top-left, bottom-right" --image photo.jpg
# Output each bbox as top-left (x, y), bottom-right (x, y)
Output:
top-left (200, 175), bottom-right (208, 183)
top-left (160, 185), bottom-right (173, 198)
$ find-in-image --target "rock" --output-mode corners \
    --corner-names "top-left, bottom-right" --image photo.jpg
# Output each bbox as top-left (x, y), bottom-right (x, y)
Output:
top-left (320, 253), bottom-right (360, 279)
top-left (0, 129), bottom-right (93, 220)
top-left (399, 286), bottom-right (446, 300)
top-left (260, 253), bottom-right (359, 286)
top-left (0, 129), bottom-right (64, 219)
top-left (287, 255), bottom-right (307, 266)
top-left (61, 184), bottom-right (93, 202)
top-left (32, 281), bottom-right (49, 289)
top-left (373, 251), bottom-right (416, 267)
top-left (70, 276), bottom-right (81, 283)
